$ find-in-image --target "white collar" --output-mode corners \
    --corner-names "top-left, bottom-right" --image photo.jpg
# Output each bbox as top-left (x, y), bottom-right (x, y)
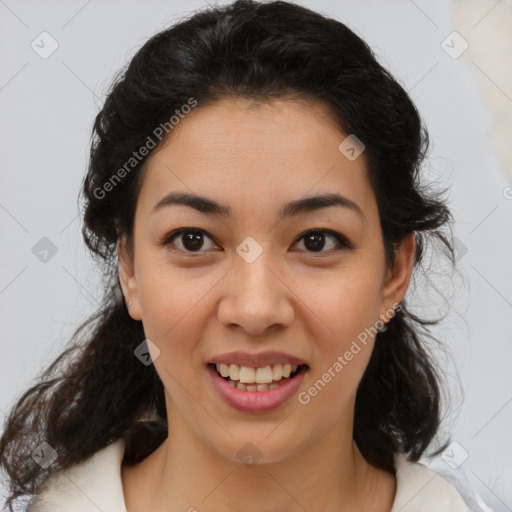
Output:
top-left (29, 439), bottom-right (470, 512)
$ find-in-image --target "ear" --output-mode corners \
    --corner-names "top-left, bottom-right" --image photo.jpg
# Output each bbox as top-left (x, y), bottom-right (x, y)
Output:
top-left (378, 232), bottom-right (416, 322)
top-left (117, 235), bottom-right (142, 321)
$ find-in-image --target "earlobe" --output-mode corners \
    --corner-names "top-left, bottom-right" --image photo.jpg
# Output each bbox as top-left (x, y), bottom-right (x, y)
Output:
top-left (379, 232), bottom-right (416, 320)
top-left (117, 236), bottom-right (141, 320)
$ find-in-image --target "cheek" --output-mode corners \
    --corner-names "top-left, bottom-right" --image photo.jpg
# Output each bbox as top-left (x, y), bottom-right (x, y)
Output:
top-left (298, 271), bottom-right (381, 404)
top-left (301, 309), bottom-right (377, 422)
top-left (136, 269), bottom-right (212, 401)
top-left (135, 252), bottom-right (215, 339)
top-left (300, 267), bottom-right (382, 344)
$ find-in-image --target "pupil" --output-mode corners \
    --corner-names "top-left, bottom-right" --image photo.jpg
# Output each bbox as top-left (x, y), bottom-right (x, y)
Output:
top-left (183, 231), bottom-right (203, 251)
top-left (304, 233), bottom-right (324, 252)
top-left (182, 232), bottom-right (326, 252)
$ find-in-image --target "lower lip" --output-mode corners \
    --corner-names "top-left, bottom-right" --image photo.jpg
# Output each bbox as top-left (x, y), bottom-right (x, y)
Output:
top-left (206, 364), bottom-right (307, 413)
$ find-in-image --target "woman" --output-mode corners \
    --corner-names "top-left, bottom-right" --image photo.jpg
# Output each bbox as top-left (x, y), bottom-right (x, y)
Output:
top-left (0, 1), bottom-right (492, 510)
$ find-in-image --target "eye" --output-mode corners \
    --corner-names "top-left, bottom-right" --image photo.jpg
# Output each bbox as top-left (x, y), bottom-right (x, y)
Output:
top-left (161, 228), bottom-right (352, 255)
top-left (292, 229), bottom-right (352, 255)
top-left (161, 228), bottom-right (218, 253)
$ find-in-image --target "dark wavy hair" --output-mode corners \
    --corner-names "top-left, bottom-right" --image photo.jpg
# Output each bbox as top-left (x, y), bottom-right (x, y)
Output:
top-left (1, 1), bottom-right (457, 509)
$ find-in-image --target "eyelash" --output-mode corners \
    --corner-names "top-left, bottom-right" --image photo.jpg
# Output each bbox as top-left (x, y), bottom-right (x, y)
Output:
top-left (160, 228), bottom-right (353, 256)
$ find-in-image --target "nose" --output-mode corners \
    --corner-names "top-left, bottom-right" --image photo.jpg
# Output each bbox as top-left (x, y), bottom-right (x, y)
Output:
top-left (217, 251), bottom-right (295, 336)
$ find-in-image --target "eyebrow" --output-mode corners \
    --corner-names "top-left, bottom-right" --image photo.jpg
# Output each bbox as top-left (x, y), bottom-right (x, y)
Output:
top-left (151, 191), bottom-right (366, 222)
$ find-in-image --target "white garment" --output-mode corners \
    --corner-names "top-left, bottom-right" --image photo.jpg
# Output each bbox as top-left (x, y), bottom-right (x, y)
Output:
top-left (26, 439), bottom-right (488, 512)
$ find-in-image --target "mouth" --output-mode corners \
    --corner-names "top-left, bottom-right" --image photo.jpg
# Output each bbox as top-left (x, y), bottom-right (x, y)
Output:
top-left (207, 362), bottom-right (309, 393)
top-left (206, 361), bottom-right (309, 413)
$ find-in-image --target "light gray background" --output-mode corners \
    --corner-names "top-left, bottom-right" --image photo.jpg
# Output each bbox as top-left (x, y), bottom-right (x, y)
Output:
top-left (1, 1), bottom-right (511, 510)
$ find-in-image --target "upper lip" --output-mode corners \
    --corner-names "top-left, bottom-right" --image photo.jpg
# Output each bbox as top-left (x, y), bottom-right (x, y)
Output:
top-left (208, 351), bottom-right (308, 368)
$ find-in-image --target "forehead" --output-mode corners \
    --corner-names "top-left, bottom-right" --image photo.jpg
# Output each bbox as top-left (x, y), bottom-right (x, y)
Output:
top-left (151, 97), bottom-right (349, 163)
top-left (136, 97), bottom-right (375, 222)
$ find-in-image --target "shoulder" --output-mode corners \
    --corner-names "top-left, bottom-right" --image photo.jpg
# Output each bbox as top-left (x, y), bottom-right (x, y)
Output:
top-left (391, 453), bottom-right (478, 512)
top-left (27, 440), bottom-right (127, 512)
top-left (26, 441), bottom-right (492, 512)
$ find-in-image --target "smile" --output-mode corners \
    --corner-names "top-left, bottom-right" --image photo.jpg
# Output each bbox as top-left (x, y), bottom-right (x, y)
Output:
top-left (206, 363), bottom-right (309, 413)
top-left (212, 362), bottom-right (304, 388)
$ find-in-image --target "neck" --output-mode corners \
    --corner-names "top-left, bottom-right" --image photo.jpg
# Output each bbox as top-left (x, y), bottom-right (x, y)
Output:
top-left (122, 409), bottom-right (396, 512)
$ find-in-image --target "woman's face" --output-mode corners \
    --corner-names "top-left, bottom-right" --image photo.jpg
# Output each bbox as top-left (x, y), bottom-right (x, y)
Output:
top-left (119, 97), bottom-right (414, 464)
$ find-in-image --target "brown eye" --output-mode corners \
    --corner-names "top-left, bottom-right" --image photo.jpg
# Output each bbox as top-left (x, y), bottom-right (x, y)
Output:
top-left (161, 228), bottom-right (351, 256)
top-left (162, 228), bottom-right (218, 253)
top-left (293, 230), bottom-right (351, 254)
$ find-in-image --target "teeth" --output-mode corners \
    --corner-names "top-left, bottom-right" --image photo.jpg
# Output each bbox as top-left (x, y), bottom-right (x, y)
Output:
top-left (239, 366), bottom-right (256, 383)
top-left (215, 363), bottom-right (299, 383)
top-left (228, 364), bottom-right (239, 381)
top-left (228, 379), bottom-right (284, 392)
top-left (219, 363), bottom-right (230, 378)
top-left (272, 364), bottom-right (283, 381)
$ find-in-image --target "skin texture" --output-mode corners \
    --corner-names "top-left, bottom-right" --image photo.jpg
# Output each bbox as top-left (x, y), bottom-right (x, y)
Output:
top-left (118, 97), bottom-right (416, 512)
